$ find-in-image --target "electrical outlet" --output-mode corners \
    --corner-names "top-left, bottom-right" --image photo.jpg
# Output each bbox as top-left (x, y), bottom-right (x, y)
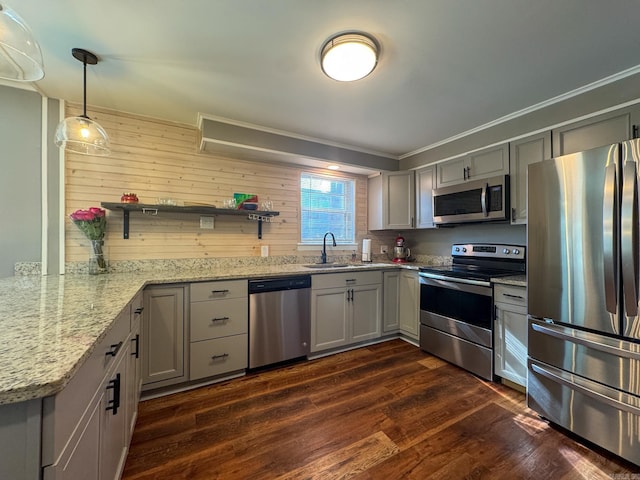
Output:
top-left (199, 216), bottom-right (215, 229)
top-left (380, 245), bottom-right (388, 254)
top-left (261, 245), bottom-right (269, 257)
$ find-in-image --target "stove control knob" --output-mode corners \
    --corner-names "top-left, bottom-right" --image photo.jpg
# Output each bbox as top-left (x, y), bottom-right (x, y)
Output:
top-left (503, 248), bottom-right (511, 254)
top-left (454, 247), bottom-right (460, 252)
top-left (513, 248), bottom-right (520, 255)
top-left (462, 247), bottom-right (467, 253)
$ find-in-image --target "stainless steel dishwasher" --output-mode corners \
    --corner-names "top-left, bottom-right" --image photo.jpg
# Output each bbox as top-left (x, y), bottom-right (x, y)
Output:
top-left (248, 275), bottom-right (311, 369)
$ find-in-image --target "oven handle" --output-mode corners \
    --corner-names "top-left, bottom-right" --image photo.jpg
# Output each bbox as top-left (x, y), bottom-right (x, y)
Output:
top-left (419, 272), bottom-right (491, 289)
top-left (481, 182), bottom-right (488, 217)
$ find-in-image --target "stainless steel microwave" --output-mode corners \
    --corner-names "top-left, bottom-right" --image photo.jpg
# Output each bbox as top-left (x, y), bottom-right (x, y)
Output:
top-left (432, 175), bottom-right (510, 225)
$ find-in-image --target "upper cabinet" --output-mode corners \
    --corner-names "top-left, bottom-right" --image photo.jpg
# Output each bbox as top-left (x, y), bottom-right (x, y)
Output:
top-left (415, 165), bottom-right (436, 229)
top-left (368, 171), bottom-right (416, 230)
top-left (509, 131), bottom-right (551, 225)
top-left (552, 105), bottom-right (640, 157)
top-left (436, 143), bottom-right (509, 188)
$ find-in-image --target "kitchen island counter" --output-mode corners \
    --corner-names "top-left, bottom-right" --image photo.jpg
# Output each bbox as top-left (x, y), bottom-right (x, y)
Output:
top-left (0, 262), bottom-right (401, 405)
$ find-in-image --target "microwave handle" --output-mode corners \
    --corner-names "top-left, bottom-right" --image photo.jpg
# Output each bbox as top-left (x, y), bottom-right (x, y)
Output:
top-left (481, 182), bottom-right (488, 216)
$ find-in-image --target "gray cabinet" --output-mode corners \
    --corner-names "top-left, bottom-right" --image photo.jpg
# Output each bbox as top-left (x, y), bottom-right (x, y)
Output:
top-left (398, 270), bottom-right (419, 339)
top-left (142, 285), bottom-right (187, 389)
top-left (494, 284), bottom-right (528, 388)
top-left (415, 165), bottom-right (436, 229)
top-left (311, 271), bottom-right (382, 352)
top-left (509, 131), bottom-right (551, 224)
top-left (368, 171), bottom-right (415, 230)
top-left (383, 270), bottom-right (400, 332)
top-left (552, 105), bottom-right (640, 157)
top-left (189, 280), bottom-right (248, 381)
top-left (436, 143), bottom-right (509, 188)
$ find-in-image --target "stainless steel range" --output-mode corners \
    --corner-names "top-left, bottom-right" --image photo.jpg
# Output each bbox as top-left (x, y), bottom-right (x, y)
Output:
top-left (418, 243), bottom-right (525, 380)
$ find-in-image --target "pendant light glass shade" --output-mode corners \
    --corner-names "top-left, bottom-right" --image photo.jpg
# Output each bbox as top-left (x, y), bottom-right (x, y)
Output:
top-left (55, 48), bottom-right (110, 156)
top-left (54, 116), bottom-right (110, 155)
top-left (0, 3), bottom-right (44, 81)
top-left (321, 33), bottom-right (378, 82)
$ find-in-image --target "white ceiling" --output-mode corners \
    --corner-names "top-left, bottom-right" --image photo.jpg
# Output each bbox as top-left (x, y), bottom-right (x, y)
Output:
top-left (13, 0), bottom-right (640, 159)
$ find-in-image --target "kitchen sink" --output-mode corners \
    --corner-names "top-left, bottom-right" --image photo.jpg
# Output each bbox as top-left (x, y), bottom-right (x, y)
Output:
top-left (303, 263), bottom-right (350, 268)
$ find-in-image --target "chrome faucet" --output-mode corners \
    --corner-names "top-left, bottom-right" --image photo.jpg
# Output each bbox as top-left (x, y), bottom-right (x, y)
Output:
top-left (321, 232), bottom-right (336, 264)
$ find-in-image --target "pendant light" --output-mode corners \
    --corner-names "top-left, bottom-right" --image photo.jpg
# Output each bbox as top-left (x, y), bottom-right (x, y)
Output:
top-left (0, 3), bottom-right (44, 81)
top-left (321, 33), bottom-right (378, 82)
top-left (54, 48), bottom-right (110, 156)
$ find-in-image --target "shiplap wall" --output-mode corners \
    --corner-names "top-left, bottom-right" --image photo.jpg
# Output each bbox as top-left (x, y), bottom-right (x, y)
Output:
top-left (65, 104), bottom-right (395, 263)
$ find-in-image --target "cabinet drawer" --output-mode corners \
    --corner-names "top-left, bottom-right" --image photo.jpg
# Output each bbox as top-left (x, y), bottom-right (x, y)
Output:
top-left (190, 334), bottom-right (248, 380)
top-left (312, 270), bottom-right (382, 290)
top-left (190, 297), bottom-right (248, 341)
top-left (191, 279), bottom-right (247, 302)
top-left (494, 284), bottom-right (527, 307)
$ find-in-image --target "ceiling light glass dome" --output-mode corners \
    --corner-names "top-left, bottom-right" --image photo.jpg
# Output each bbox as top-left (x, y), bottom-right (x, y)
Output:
top-left (321, 33), bottom-right (378, 82)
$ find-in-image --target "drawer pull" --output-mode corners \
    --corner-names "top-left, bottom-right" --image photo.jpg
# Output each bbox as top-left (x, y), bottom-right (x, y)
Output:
top-left (105, 341), bottom-right (123, 357)
top-left (503, 293), bottom-right (524, 299)
top-left (211, 289), bottom-right (230, 295)
top-left (211, 353), bottom-right (229, 361)
top-left (211, 316), bottom-right (230, 323)
top-left (134, 306), bottom-right (144, 314)
top-left (131, 334), bottom-right (140, 359)
top-left (345, 279), bottom-right (357, 284)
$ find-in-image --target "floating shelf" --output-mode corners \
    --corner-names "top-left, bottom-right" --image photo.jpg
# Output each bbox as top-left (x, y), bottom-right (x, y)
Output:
top-left (101, 202), bottom-right (279, 239)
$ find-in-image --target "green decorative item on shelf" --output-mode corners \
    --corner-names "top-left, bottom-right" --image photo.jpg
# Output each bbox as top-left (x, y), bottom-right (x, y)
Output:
top-left (70, 207), bottom-right (108, 274)
top-left (233, 192), bottom-right (258, 209)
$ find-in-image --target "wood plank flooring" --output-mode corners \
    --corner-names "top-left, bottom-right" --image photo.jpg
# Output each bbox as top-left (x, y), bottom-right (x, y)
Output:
top-left (122, 340), bottom-right (639, 479)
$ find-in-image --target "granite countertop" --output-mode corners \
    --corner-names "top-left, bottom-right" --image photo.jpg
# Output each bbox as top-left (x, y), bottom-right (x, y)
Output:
top-left (0, 262), bottom-right (405, 406)
top-left (491, 274), bottom-right (527, 287)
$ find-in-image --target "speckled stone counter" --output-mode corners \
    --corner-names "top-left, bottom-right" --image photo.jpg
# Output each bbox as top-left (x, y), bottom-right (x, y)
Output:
top-left (1, 261), bottom-right (418, 406)
top-left (491, 275), bottom-right (527, 287)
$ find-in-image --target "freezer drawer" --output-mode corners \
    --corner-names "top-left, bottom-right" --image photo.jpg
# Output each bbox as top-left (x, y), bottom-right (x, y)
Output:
top-left (420, 324), bottom-right (493, 381)
top-left (528, 317), bottom-right (640, 396)
top-left (528, 359), bottom-right (640, 466)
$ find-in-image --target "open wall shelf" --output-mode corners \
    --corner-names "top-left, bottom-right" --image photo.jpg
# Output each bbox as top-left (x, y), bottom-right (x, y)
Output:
top-left (101, 202), bottom-right (279, 239)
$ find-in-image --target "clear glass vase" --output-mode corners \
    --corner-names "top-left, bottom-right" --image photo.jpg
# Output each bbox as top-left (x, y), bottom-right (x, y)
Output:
top-left (88, 239), bottom-right (107, 274)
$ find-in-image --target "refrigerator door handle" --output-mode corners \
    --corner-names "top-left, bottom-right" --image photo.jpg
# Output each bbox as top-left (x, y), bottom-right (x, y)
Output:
top-left (530, 362), bottom-right (640, 416)
top-left (621, 159), bottom-right (639, 317)
top-left (481, 183), bottom-right (488, 217)
top-left (603, 162), bottom-right (618, 315)
top-left (531, 321), bottom-right (640, 361)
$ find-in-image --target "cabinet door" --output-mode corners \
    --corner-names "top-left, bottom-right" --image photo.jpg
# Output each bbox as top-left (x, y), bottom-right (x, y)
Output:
top-left (494, 302), bottom-right (528, 387)
top-left (383, 271), bottom-right (400, 332)
top-left (142, 285), bottom-right (186, 387)
top-left (552, 105), bottom-right (640, 157)
top-left (367, 174), bottom-right (384, 231)
top-left (436, 155), bottom-right (466, 188)
top-left (100, 350), bottom-right (128, 480)
top-left (415, 165), bottom-right (436, 229)
top-left (398, 270), bottom-right (419, 337)
top-left (383, 171), bottom-right (415, 229)
top-left (509, 131), bottom-right (551, 224)
top-left (351, 284), bottom-right (382, 342)
top-left (311, 287), bottom-right (349, 352)
top-left (127, 315), bottom-right (141, 438)
top-left (467, 143), bottom-right (509, 180)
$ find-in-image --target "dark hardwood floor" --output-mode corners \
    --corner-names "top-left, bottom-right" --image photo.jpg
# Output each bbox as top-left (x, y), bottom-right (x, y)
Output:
top-left (122, 340), bottom-right (639, 479)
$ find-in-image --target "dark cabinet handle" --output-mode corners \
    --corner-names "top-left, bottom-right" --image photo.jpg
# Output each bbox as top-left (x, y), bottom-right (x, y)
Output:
top-left (105, 341), bottom-right (123, 357)
top-left (211, 289), bottom-right (230, 295)
top-left (106, 373), bottom-right (121, 415)
top-left (503, 293), bottom-right (525, 299)
top-left (131, 334), bottom-right (140, 359)
top-left (134, 306), bottom-right (144, 315)
top-left (211, 316), bottom-right (230, 323)
top-left (211, 353), bottom-right (229, 360)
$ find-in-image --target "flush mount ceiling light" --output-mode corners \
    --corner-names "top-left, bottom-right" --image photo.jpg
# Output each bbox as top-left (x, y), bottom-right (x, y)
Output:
top-left (55, 48), bottom-right (110, 156)
top-left (321, 32), bottom-right (378, 82)
top-left (0, 3), bottom-right (44, 81)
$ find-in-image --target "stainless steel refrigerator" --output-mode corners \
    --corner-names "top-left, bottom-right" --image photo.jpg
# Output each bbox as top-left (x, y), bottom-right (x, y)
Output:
top-left (527, 139), bottom-right (640, 466)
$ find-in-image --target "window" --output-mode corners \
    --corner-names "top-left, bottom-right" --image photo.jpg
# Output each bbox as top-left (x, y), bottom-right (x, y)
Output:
top-left (300, 172), bottom-right (355, 244)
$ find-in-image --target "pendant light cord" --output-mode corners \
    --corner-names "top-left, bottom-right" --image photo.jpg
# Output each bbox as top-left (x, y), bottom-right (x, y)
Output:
top-left (82, 56), bottom-right (87, 118)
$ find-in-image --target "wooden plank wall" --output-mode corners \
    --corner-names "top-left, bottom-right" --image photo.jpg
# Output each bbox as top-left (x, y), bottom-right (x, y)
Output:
top-left (65, 104), bottom-right (395, 263)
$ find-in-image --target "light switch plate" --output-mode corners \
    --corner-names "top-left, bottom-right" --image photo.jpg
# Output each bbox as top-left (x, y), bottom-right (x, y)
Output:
top-left (200, 216), bottom-right (215, 229)
top-left (261, 245), bottom-right (269, 257)
top-left (380, 245), bottom-right (388, 254)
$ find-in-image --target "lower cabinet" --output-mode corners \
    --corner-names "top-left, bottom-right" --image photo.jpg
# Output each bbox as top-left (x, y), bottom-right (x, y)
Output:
top-left (494, 284), bottom-right (528, 388)
top-left (398, 270), bottom-right (419, 339)
top-left (142, 284), bottom-right (188, 389)
top-left (311, 271), bottom-right (382, 352)
top-left (41, 301), bottom-right (141, 480)
top-left (189, 279), bottom-right (248, 381)
top-left (383, 270), bottom-right (400, 332)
